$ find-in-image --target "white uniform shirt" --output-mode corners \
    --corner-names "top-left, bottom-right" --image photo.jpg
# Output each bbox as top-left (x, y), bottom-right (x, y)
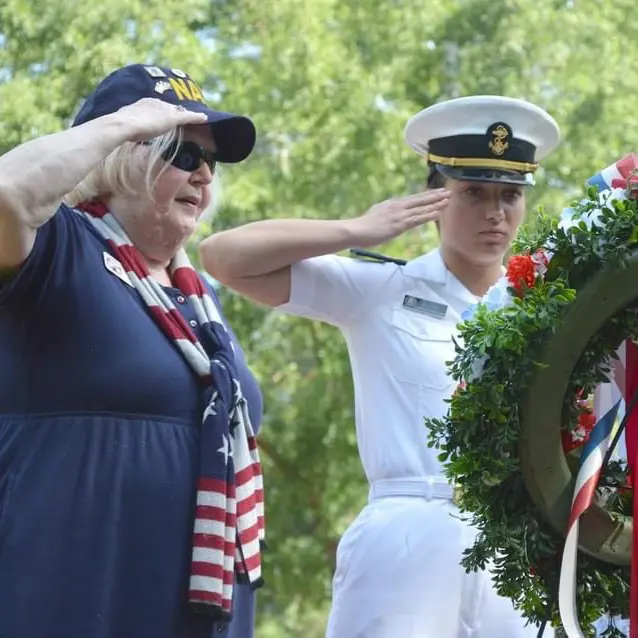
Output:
top-left (278, 248), bottom-right (555, 638)
top-left (278, 247), bottom-right (478, 485)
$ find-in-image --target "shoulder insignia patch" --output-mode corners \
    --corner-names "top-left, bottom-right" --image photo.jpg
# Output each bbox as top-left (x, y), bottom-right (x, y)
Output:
top-left (349, 248), bottom-right (407, 266)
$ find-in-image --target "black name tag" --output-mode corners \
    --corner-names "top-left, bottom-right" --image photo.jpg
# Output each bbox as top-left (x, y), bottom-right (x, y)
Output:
top-left (402, 295), bottom-right (448, 319)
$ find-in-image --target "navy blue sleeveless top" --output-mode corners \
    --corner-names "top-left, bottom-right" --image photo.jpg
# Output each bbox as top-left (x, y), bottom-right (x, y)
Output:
top-left (0, 204), bottom-right (263, 638)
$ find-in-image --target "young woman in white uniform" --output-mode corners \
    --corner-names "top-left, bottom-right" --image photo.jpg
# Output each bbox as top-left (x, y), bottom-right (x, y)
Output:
top-left (200, 96), bottom-right (561, 638)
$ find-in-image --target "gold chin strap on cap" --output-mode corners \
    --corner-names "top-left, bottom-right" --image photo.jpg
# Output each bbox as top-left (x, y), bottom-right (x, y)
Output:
top-left (426, 152), bottom-right (539, 174)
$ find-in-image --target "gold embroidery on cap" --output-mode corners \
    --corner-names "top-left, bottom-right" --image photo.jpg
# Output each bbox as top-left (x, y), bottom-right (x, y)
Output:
top-left (488, 124), bottom-right (509, 157)
top-left (168, 77), bottom-right (206, 104)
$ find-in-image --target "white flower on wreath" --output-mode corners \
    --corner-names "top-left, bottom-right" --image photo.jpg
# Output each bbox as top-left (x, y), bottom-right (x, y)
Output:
top-left (558, 187), bottom-right (627, 233)
top-left (461, 275), bottom-right (514, 323)
top-left (467, 354), bottom-right (488, 382)
top-left (568, 424), bottom-right (589, 445)
top-left (530, 248), bottom-right (550, 277)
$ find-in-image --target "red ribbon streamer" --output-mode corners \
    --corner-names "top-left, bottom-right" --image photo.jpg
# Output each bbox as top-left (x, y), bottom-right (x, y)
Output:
top-left (625, 339), bottom-right (638, 637)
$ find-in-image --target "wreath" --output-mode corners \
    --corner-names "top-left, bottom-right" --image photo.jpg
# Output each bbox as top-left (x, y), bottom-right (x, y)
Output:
top-left (425, 157), bottom-right (638, 637)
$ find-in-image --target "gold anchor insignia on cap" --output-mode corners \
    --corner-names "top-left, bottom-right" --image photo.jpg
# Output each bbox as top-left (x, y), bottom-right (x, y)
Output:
top-left (488, 123), bottom-right (510, 157)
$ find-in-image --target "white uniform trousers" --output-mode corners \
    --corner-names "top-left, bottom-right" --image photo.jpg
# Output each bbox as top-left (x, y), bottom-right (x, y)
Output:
top-left (325, 478), bottom-right (553, 638)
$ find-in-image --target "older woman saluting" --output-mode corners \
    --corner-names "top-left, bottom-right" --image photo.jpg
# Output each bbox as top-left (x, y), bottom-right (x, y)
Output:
top-left (0, 64), bottom-right (264, 638)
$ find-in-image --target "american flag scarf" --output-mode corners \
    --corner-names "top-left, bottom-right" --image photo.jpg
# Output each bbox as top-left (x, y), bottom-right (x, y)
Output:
top-left (76, 200), bottom-right (265, 621)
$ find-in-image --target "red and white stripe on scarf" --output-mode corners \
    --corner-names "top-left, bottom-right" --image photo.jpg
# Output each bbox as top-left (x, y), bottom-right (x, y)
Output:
top-left (76, 201), bottom-right (265, 620)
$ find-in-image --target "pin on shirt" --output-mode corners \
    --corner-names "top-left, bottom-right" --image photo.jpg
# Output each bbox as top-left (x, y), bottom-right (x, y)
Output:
top-left (103, 252), bottom-right (133, 287)
top-left (402, 295), bottom-right (447, 320)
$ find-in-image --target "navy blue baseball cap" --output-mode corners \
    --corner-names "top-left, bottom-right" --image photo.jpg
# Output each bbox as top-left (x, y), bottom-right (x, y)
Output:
top-left (72, 64), bottom-right (256, 164)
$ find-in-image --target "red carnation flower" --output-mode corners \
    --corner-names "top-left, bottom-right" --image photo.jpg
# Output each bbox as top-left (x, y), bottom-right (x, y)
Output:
top-left (506, 254), bottom-right (536, 294)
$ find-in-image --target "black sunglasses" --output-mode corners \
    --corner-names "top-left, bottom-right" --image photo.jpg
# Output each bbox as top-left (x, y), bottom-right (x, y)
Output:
top-left (142, 140), bottom-right (217, 173)
top-left (163, 140), bottom-right (217, 173)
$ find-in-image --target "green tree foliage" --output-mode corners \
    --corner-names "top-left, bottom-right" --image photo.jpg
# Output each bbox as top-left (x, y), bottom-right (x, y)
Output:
top-left (2, 1), bottom-right (638, 635)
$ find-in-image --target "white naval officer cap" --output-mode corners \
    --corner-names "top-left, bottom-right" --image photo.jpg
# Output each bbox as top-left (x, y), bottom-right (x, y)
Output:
top-left (404, 95), bottom-right (561, 185)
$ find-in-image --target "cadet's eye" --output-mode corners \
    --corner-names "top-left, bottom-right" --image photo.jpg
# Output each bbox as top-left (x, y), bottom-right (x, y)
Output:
top-left (503, 189), bottom-right (523, 202)
top-left (464, 187), bottom-right (481, 198)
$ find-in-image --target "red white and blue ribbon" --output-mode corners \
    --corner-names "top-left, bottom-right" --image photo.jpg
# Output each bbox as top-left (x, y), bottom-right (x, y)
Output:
top-left (558, 400), bottom-right (622, 637)
top-left (557, 154), bottom-right (638, 636)
top-left (587, 153), bottom-right (638, 194)
top-left (588, 154), bottom-right (638, 638)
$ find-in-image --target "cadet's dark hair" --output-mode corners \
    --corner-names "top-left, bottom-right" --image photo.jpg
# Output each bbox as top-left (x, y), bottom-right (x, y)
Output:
top-left (426, 163), bottom-right (447, 190)
top-left (426, 164), bottom-right (446, 234)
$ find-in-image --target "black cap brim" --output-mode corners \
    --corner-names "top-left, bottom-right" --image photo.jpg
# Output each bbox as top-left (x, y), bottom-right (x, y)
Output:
top-left (184, 103), bottom-right (256, 164)
top-left (434, 164), bottom-right (533, 186)
top-left (208, 113), bottom-right (256, 164)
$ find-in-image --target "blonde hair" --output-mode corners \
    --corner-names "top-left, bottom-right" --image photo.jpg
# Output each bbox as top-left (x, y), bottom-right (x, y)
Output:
top-left (65, 127), bottom-right (223, 220)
